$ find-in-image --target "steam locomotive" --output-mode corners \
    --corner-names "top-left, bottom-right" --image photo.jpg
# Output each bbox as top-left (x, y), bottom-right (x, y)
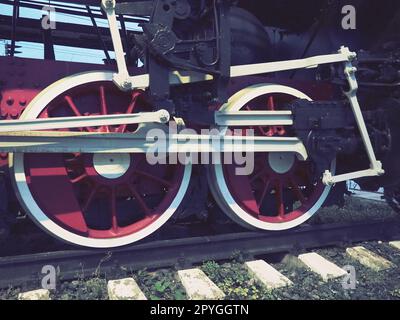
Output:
top-left (0, 0), bottom-right (399, 248)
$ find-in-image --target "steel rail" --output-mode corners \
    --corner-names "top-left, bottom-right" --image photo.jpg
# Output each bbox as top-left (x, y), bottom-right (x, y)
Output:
top-left (0, 220), bottom-right (399, 289)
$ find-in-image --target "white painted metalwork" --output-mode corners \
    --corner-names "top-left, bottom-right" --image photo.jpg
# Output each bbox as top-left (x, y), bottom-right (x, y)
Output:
top-left (0, 110), bottom-right (170, 132)
top-left (322, 48), bottom-right (384, 185)
top-left (101, 0), bottom-right (132, 91)
top-left (0, 130), bottom-right (308, 160)
top-left (215, 110), bottom-right (293, 127)
top-left (93, 153), bottom-right (131, 179)
top-left (230, 49), bottom-right (355, 78)
top-left (102, 3), bottom-right (384, 186)
top-left (0, 105), bottom-right (290, 135)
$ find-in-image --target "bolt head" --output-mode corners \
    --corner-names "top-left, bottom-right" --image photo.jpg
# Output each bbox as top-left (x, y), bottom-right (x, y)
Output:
top-left (6, 97), bottom-right (14, 106)
top-left (349, 52), bottom-right (357, 60)
top-left (122, 81), bottom-right (132, 90)
top-left (103, 0), bottom-right (114, 8)
top-left (160, 115), bottom-right (169, 123)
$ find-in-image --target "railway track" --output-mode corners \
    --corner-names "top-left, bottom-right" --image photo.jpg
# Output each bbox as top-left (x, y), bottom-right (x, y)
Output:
top-left (1, 219), bottom-right (400, 291)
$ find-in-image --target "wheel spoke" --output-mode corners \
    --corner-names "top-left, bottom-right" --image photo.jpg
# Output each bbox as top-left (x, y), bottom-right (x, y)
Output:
top-left (250, 168), bottom-right (267, 184)
top-left (65, 95), bottom-right (82, 117)
top-left (82, 185), bottom-right (98, 212)
top-left (290, 177), bottom-right (306, 204)
top-left (266, 96), bottom-right (277, 136)
top-left (257, 180), bottom-right (271, 208)
top-left (275, 181), bottom-right (285, 218)
top-left (99, 86), bottom-right (110, 132)
top-left (110, 187), bottom-right (119, 233)
top-left (267, 96), bottom-right (275, 111)
top-left (128, 183), bottom-right (152, 215)
top-left (266, 95), bottom-right (286, 136)
top-left (134, 169), bottom-right (173, 188)
top-left (70, 173), bottom-right (88, 184)
top-left (99, 86), bottom-right (108, 115)
top-left (65, 153), bottom-right (82, 163)
top-left (64, 95), bottom-right (94, 132)
top-left (118, 91), bottom-right (142, 133)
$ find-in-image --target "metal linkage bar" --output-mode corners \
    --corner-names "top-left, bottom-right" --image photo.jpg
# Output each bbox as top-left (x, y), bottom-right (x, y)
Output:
top-left (322, 47), bottom-right (385, 186)
top-left (0, 110), bottom-right (170, 132)
top-left (230, 50), bottom-right (354, 78)
top-left (0, 109), bottom-right (294, 134)
top-left (102, 0), bottom-right (132, 90)
top-left (118, 45), bottom-right (356, 91)
top-left (0, 129), bottom-right (308, 160)
top-left (215, 111), bottom-right (293, 127)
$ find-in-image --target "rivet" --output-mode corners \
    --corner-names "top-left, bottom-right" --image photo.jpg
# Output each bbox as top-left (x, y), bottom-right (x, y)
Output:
top-left (10, 108), bottom-right (19, 118)
top-left (6, 97), bottom-right (14, 106)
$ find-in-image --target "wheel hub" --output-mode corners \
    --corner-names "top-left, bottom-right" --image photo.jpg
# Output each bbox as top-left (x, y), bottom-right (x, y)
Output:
top-left (93, 153), bottom-right (131, 179)
top-left (268, 152), bottom-right (295, 174)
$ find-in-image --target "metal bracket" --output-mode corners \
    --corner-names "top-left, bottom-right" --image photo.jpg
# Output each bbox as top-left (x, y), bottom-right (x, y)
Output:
top-left (322, 47), bottom-right (385, 186)
top-left (215, 110), bottom-right (293, 127)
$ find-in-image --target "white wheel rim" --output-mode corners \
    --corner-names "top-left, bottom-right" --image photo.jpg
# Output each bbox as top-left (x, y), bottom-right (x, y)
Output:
top-left (10, 71), bottom-right (192, 248)
top-left (209, 83), bottom-right (335, 231)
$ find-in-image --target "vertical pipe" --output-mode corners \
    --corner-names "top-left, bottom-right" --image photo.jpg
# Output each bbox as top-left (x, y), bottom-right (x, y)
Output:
top-left (87, 4), bottom-right (112, 64)
top-left (10, 0), bottom-right (20, 57)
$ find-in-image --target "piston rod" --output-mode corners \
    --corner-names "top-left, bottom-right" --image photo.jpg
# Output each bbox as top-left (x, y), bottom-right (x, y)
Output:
top-left (0, 129), bottom-right (308, 160)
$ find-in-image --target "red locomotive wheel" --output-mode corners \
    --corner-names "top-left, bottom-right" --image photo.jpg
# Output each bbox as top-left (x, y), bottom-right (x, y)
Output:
top-left (11, 72), bottom-right (191, 248)
top-left (209, 84), bottom-right (335, 231)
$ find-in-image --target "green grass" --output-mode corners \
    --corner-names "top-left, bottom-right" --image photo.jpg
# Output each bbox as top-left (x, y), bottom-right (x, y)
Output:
top-left (201, 260), bottom-right (276, 300)
top-left (134, 268), bottom-right (187, 300)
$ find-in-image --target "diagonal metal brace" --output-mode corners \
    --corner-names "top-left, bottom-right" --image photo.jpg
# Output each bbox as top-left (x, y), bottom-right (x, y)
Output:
top-left (322, 47), bottom-right (385, 186)
top-left (0, 110), bottom-right (170, 133)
